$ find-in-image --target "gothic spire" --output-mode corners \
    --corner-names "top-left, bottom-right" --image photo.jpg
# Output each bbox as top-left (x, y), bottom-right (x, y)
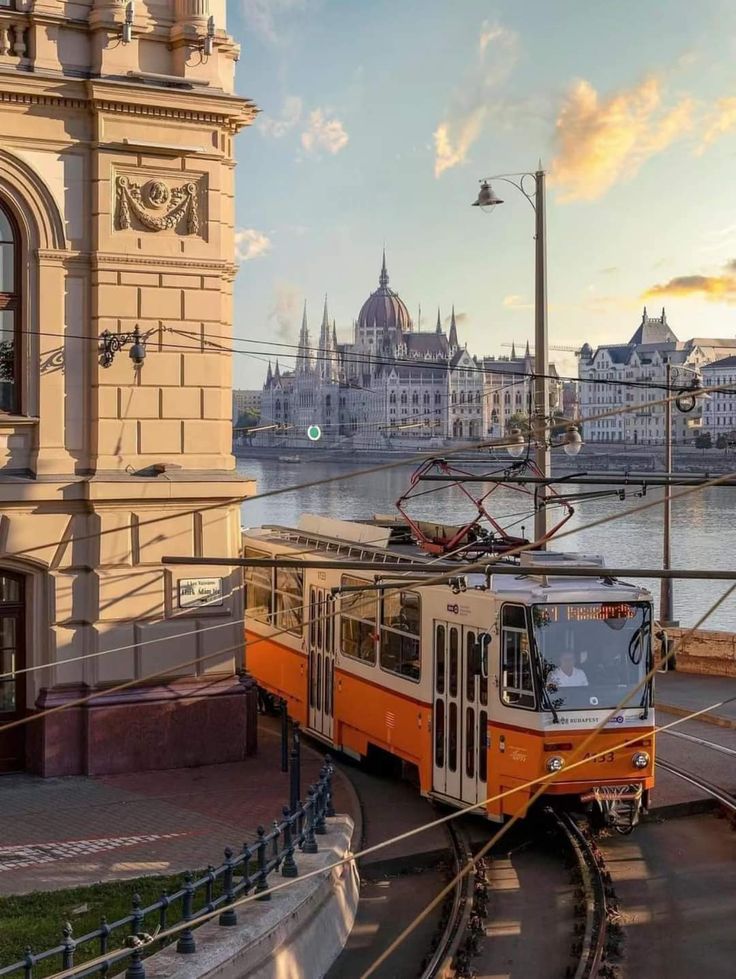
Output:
top-left (525, 339), bottom-right (530, 358)
top-left (296, 301), bottom-right (313, 375)
top-left (511, 341), bottom-right (517, 359)
top-left (436, 307), bottom-right (442, 334)
top-left (274, 358), bottom-right (281, 381)
top-left (379, 248), bottom-right (389, 288)
top-left (321, 294), bottom-right (330, 330)
top-left (448, 305), bottom-right (459, 349)
top-left (266, 360), bottom-right (273, 386)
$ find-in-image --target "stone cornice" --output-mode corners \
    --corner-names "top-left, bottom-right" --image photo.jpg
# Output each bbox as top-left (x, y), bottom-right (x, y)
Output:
top-left (90, 252), bottom-right (237, 275)
top-left (0, 72), bottom-right (257, 131)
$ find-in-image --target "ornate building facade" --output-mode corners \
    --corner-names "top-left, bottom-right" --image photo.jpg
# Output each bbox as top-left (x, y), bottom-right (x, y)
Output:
top-left (0, 1), bottom-right (256, 775)
top-left (260, 255), bottom-right (489, 448)
top-left (579, 308), bottom-right (736, 444)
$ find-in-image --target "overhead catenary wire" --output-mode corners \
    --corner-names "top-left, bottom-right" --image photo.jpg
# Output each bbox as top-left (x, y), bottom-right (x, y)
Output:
top-left (13, 321), bottom-right (736, 395)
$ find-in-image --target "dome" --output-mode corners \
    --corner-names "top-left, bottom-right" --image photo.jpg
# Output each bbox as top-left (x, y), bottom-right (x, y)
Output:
top-left (357, 252), bottom-right (412, 337)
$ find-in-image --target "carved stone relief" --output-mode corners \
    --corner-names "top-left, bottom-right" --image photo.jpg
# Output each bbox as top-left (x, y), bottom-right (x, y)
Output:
top-left (114, 174), bottom-right (203, 235)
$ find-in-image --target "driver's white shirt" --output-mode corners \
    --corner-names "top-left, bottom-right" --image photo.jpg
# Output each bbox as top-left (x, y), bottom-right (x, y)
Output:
top-left (549, 667), bottom-right (588, 687)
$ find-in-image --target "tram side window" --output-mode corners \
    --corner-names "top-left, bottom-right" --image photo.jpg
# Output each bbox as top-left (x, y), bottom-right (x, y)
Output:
top-left (340, 576), bottom-right (376, 665)
top-left (273, 567), bottom-right (303, 634)
top-left (380, 591), bottom-right (420, 682)
top-left (501, 605), bottom-right (536, 709)
top-left (244, 549), bottom-right (272, 624)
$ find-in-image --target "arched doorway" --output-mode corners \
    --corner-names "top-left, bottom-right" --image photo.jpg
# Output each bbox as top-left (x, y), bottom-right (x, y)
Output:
top-left (0, 571), bottom-right (25, 772)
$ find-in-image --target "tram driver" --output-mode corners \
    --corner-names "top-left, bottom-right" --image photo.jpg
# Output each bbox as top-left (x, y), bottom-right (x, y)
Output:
top-left (548, 650), bottom-right (589, 688)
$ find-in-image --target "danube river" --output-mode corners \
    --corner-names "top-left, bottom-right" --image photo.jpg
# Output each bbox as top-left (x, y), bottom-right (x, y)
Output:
top-left (236, 457), bottom-right (736, 631)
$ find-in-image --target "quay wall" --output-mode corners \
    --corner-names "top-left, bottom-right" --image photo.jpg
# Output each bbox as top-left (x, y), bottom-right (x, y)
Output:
top-left (665, 628), bottom-right (736, 678)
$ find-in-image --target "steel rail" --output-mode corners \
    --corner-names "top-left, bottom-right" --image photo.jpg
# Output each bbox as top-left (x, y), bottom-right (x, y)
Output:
top-left (656, 759), bottom-right (736, 812)
top-left (420, 821), bottom-right (473, 979)
top-left (549, 810), bottom-right (609, 979)
top-left (661, 730), bottom-right (736, 758)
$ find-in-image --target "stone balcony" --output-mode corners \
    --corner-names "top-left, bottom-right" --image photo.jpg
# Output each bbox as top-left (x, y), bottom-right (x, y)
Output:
top-left (0, 4), bottom-right (30, 68)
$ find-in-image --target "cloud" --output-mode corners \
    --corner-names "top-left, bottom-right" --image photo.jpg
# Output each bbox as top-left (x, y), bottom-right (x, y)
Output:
top-left (234, 228), bottom-right (271, 262)
top-left (598, 266), bottom-right (619, 275)
top-left (267, 282), bottom-right (302, 339)
top-left (433, 22), bottom-right (519, 178)
top-left (549, 76), bottom-right (694, 201)
top-left (443, 311), bottom-right (469, 325)
top-left (259, 96), bottom-right (303, 138)
top-left (644, 259), bottom-right (736, 304)
top-left (240, 0), bottom-right (306, 43)
top-left (697, 97), bottom-right (736, 154)
top-left (502, 294), bottom-right (532, 310)
top-left (300, 109), bottom-right (349, 155)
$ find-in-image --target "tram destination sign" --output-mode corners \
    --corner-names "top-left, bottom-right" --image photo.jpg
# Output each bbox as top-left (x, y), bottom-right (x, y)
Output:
top-left (178, 577), bottom-right (224, 609)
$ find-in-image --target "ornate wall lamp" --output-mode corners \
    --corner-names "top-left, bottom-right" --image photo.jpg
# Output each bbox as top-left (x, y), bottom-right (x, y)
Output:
top-left (121, 1), bottom-right (135, 44)
top-left (99, 325), bottom-right (147, 368)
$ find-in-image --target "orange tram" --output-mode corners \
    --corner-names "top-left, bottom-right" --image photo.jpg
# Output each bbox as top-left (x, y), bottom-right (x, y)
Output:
top-left (243, 515), bottom-right (655, 833)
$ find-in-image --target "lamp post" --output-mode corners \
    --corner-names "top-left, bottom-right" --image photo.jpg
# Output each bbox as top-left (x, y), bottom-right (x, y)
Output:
top-left (660, 362), bottom-right (707, 626)
top-left (473, 164), bottom-right (550, 545)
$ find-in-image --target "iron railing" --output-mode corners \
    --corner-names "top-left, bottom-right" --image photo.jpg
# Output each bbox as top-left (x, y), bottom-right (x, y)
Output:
top-left (0, 743), bottom-right (335, 979)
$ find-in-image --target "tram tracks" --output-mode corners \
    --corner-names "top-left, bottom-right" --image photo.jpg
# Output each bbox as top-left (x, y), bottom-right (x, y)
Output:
top-left (420, 821), bottom-right (474, 979)
top-left (656, 758), bottom-right (736, 814)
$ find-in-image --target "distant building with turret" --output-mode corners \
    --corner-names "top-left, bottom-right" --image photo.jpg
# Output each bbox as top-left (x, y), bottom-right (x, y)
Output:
top-left (578, 308), bottom-right (736, 445)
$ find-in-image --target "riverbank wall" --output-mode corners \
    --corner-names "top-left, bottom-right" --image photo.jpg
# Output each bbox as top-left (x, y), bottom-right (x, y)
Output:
top-left (665, 628), bottom-right (736, 678)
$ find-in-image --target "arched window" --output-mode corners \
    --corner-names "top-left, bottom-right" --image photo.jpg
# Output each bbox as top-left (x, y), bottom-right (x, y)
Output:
top-left (389, 392), bottom-right (396, 405)
top-left (412, 392), bottom-right (419, 405)
top-left (423, 392), bottom-right (430, 404)
top-left (0, 203), bottom-right (19, 414)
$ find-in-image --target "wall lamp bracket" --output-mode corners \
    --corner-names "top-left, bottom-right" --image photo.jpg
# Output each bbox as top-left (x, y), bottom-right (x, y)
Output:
top-left (99, 325), bottom-right (147, 368)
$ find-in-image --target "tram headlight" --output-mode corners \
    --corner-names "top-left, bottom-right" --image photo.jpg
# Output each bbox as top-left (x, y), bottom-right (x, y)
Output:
top-left (546, 755), bottom-right (565, 774)
top-left (632, 751), bottom-right (649, 769)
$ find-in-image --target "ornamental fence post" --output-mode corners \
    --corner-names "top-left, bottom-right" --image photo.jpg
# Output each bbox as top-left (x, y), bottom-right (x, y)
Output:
top-left (219, 848), bottom-right (237, 926)
top-left (302, 786), bottom-right (318, 854)
top-left (281, 805), bottom-right (299, 878)
top-left (176, 872), bottom-right (197, 954)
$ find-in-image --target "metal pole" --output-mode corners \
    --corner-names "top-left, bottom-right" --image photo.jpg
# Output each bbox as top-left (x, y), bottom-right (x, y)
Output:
top-left (280, 699), bottom-right (289, 773)
top-left (660, 361), bottom-right (674, 624)
top-left (534, 166), bottom-right (550, 546)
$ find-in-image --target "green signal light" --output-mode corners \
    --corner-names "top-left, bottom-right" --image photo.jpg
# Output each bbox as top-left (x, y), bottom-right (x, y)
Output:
top-left (307, 425), bottom-right (322, 441)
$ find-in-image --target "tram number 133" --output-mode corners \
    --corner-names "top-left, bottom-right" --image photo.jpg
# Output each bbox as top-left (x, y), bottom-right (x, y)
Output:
top-left (584, 751), bottom-right (615, 764)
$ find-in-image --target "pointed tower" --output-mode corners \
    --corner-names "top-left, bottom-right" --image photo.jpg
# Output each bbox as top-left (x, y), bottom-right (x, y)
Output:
top-left (274, 358), bottom-right (281, 384)
top-left (296, 301), bottom-right (313, 375)
top-left (265, 360), bottom-right (273, 387)
top-left (525, 340), bottom-right (531, 358)
top-left (449, 305), bottom-right (459, 351)
top-left (436, 307), bottom-right (442, 334)
top-left (379, 247), bottom-right (389, 288)
top-left (511, 341), bottom-right (517, 359)
top-left (318, 294), bottom-right (332, 380)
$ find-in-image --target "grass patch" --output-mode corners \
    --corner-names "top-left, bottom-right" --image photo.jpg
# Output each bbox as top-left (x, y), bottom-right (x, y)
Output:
top-left (0, 871), bottom-right (207, 978)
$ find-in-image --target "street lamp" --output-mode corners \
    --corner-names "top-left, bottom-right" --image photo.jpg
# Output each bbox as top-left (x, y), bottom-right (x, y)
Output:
top-left (660, 362), bottom-right (706, 626)
top-left (473, 163), bottom-right (550, 546)
top-left (505, 422), bottom-right (582, 460)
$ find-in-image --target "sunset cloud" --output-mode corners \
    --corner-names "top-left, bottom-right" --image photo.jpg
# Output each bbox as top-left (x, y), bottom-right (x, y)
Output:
top-left (696, 97), bottom-right (736, 155)
top-left (433, 22), bottom-right (518, 178)
top-left (259, 96), bottom-right (303, 138)
top-left (234, 228), bottom-right (272, 262)
top-left (644, 259), bottom-right (736, 304)
top-left (550, 76), bottom-right (694, 201)
top-left (301, 109), bottom-right (349, 155)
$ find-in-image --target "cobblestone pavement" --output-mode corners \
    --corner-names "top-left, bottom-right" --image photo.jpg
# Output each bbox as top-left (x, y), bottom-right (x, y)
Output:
top-left (0, 721), bottom-right (353, 896)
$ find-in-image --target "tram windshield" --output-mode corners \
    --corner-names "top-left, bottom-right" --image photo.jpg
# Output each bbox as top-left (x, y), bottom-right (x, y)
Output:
top-left (531, 602), bottom-right (651, 711)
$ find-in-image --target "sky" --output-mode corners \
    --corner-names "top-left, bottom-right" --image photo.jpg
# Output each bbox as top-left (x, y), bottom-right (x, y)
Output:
top-left (227, 0), bottom-right (736, 388)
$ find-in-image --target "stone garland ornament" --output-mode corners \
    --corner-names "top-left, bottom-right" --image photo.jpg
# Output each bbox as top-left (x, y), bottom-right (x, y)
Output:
top-left (115, 176), bottom-right (200, 234)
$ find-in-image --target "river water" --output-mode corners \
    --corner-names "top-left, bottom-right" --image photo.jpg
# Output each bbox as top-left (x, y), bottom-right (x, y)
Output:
top-left (236, 457), bottom-right (736, 631)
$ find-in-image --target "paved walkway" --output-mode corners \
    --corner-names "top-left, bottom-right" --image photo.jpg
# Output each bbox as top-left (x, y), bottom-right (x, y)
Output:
top-left (0, 720), bottom-right (355, 896)
top-left (656, 671), bottom-right (736, 728)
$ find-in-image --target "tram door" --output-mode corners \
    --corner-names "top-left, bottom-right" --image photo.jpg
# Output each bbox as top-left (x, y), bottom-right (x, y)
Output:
top-left (307, 586), bottom-right (334, 740)
top-left (432, 622), bottom-right (489, 805)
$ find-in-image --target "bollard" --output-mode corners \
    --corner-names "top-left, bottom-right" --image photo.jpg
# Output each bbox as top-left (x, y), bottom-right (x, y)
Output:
top-left (219, 848), bottom-right (237, 926)
top-left (176, 872), bottom-right (197, 954)
top-left (281, 805), bottom-right (299, 878)
top-left (280, 699), bottom-right (289, 772)
top-left (255, 826), bottom-right (271, 900)
top-left (301, 786), bottom-right (318, 854)
top-left (61, 922), bottom-right (75, 971)
top-left (324, 754), bottom-right (336, 817)
top-left (289, 722), bottom-right (301, 814)
top-left (314, 768), bottom-right (328, 835)
top-left (125, 894), bottom-right (146, 979)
